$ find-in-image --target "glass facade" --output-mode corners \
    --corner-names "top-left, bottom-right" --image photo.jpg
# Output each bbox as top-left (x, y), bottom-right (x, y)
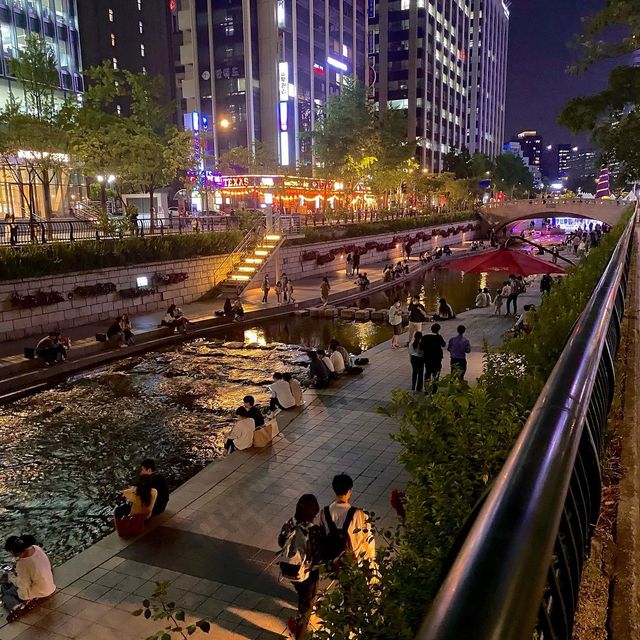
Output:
top-left (179, 0), bottom-right (368, 170)
top-left (0, 0), bottom-right (82, 94)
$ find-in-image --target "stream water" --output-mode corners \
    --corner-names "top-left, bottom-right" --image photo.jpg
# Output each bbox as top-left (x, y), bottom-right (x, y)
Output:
top-left (0, 267), bottom-right (505, 565)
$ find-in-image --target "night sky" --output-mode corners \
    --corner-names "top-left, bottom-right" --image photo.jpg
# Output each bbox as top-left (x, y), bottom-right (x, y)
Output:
top-left (505, 0), bottom-right (614, 147)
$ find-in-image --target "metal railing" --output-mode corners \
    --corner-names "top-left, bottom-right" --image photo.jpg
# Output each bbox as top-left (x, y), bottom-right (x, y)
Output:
top-left (418, 210), bottom-right (636, 640)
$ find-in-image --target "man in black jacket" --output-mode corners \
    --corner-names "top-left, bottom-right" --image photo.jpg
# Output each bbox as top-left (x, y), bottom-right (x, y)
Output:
top-left (407, 296), bottom-right (429, 345)
top-left (419, 323), bottom-right (447, 391)
top-left (140, 459), bottom-right (170, 516)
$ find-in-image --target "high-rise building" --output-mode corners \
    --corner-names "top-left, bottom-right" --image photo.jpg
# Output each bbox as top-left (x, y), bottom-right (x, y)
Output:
top-left (371, 0), bottom-right (509, 172)
top-left (0, 0), bottom-right (83, 101)
top-left (371, 0), bottom-right (471, 172)
top-left (77, 0), bottom-right (179, 113)
top-left (512, 130), bottom-right (542, 169)
top-left (177, 0), bottom-right (368, 170)
top-left (503, 140), bottom-right (541, 187)
top-left (467, 0), bottom-right (509, 158)
top-left (556, 143), bottom-right (572, 179)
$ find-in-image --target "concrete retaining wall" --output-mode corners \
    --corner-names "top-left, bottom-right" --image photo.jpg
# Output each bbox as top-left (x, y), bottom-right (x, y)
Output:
top-left (0, 255), bottom-right (229, 342)
top-left (252, 220), bottom-right (479, 287)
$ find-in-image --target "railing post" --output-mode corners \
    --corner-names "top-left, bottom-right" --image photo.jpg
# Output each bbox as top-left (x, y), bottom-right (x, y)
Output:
top-left (160, 220), bottom-right (164, 236)
top-left (139, 221), bottom-right (144, 238)
top-left (69, 222), bottom-right (74, 242)
top-left (40, 222), bottom-right (46, 244)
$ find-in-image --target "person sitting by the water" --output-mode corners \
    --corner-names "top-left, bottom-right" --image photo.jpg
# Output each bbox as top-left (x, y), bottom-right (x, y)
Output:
top-left (475, 288), bottom-right (488, 308)
top-left (383, 265), bottom-right (393, 282)
top-left (393, 262), bottom-right (404, 279)
top-left (483, 287), bottom-right (492, 306)
top-left (1, 535), bottom-right (56, 612)
top-left (232, 299), bottom-right (245, 321)
top-left (243, 395), bottom-right (265, 428)
top-left (515, 304), bottom-right (537, 335)
top-left (443, 245), bottom-right (452, 256)
top-left (224, 407), bottom-right (255, 453)
top-left (361, 273), bottom-right (370, 290)
top-left (434, 247), bottom-right (443, 259)
top-left (161, 304), bottom-right (189, 334)
top-left (140, 458), bottom-right (170, 516)
top-left (223, 298), bottom-right (234, 319)
top-left (433, 298), bottom-right (456, 321)
top-left (308, 350), bottom-right (330, 388)
top-left (106, 317), bottom-right (125, 348)
top-left (268, 371), bottom-right (297, 416)
top-left (120, 314), bottom-right (134, 345)
top-left (121, 475), bottom-right (157, 520)
top-left (317, 349), bottom-right (336, 378)
top-left (329, 339), bottom-right (350, 371)
top-left (35, 331), bottom-right (67, 366)
top-left (283, 372), bottom-right (304, 406)
top-left (328, 342), bottom-right (346, 374)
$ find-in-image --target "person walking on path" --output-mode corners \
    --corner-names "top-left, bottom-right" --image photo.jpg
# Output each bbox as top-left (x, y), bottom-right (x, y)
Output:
top-left (353, 252), bottom-right (361, 275)
top-left (388, 299), bottom-right (403, 349)
top-left (420, 323), bottom-right (446, 391)
top-left (286, 280), bottom-right (296, 303)
top-left (261, 275), bottom-right (271, 304)
top-left (320, 277), bottom-right (331, 307)
top-left (496, 281), bottom-right (509, 315)
top-left (409, 331), bottom-right (424, 392)
top-left (278, 495), bottom-right (325, 640)
top-left (320, 474), bottom-right (375, 569)
top-left (407, 296), bottom-right (429, 345)
top-left (282, 273), bottom-right (289, 303)
top-left (540, 273), bottom-right (553, 296)
top-left (506, 274), bottom-right (519, 316)
top-left (447, 324), bottom-right (471, 380)
top-left (275, 281), bottom-right (283, 304)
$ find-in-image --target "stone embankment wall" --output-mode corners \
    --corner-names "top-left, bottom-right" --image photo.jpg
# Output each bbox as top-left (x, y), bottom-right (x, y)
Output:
top-left (254, 219), bottom-right (480, 286)
top-left (0, 255), bottom-right (228, 342)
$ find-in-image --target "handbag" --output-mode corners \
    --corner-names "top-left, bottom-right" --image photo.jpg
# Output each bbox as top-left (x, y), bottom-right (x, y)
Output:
top-left (253, 420), bottom-right (280, 448)
top-left (114, 502), bottom-right (145, 537)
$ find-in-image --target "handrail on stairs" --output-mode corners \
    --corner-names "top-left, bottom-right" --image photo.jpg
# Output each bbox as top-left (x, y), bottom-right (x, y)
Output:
top-left (212, 218), bottom-right (267, 286)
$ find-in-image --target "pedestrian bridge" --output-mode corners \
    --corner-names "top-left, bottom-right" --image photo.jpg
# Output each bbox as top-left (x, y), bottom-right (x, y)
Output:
top-left (481, 198), bottom-right (628, 231)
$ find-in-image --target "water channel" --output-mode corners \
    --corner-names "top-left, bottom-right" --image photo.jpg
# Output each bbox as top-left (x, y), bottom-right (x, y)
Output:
top-left (0, 268), bottom-right (505, 565)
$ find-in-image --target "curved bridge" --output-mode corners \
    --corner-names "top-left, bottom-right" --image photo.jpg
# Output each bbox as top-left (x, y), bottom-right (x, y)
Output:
top-left (481, 199), bottom-right (628, 231)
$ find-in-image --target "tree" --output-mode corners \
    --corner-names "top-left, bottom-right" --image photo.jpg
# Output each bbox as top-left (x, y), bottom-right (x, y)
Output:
top-left (73, 65), bottom-right (194, 227)
top-left (559, 2), bottom-right (640, 184)
top-left (0, 35), bottom-right (72, 222)
top-left (442, 147), bottom-right (472, 179)
top-left (493, 153), bottom-right (534, 198)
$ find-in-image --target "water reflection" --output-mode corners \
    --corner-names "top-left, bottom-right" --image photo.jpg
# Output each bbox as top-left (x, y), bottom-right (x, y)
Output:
top-left (0, 267), bottom-right (503, 565)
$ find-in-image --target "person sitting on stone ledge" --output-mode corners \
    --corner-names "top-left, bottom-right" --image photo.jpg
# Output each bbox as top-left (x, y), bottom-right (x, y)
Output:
top-left (106, 317), bottom-right (126, 348)
top-left (224, 407), bottom-right (255, 453)
top-left (35, 331), bottom-right (67, 366)
top-left (232, 299), bottom-right (245, 321)
top-left (120, 314), bottom-right (134, 345)
top-left (223, 298), bottom-right (234, 319)
top-left (308, 351), bottom-right (331, 389)
top-left (121, 474), bottom-right (157, 520)
top-left (242, 395), bottom-right (265, 428)
top-left (140, 458), bottom-right (169, 516)
top-left (1, 535), bottom-right (56, 613)
top-left (283, 372), bottom-right (304, 406)
top-left (161, 304), bottom-right (189, 334)
top-left (268, 372), bottom-right (297, 417)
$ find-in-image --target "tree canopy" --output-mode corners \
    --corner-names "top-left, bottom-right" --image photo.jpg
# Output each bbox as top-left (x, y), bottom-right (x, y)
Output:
top-left (493, 153), bottom-right (534, 198)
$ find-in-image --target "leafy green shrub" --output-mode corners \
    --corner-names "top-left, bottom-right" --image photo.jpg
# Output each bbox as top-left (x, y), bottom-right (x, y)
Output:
top-left (0, 230), bottom-right (243, 280)
top-left (311, 209), bottom-right (634, 638)
top-left (288, 211), bottom-right (479, 245)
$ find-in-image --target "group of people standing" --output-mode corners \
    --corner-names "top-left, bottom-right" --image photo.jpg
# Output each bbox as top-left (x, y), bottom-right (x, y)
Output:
top-left (262, 274), bottom-right (296, 305)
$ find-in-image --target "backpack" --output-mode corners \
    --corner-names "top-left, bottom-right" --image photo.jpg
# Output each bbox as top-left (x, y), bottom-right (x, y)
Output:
top-left (323, 506), bottom-right (357, 568)
top-left (514, 279), bottom-right (525, 295)
top-left (277, 522), bottom-right (316, 583)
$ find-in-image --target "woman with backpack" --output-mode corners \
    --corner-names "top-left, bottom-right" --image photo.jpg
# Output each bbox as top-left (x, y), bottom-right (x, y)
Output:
top-left (277, 494), bottom-right (324, 640)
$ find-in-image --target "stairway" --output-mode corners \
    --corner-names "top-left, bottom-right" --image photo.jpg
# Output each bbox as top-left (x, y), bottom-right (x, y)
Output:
top-left (217, 232), bottom-right (284, 295)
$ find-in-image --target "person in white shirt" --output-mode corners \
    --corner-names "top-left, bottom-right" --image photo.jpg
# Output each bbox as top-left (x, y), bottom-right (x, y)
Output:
top-left (268, 372), bottom-right (296, 416)
top-left (320, 474), bottom-right (375, 567)
top-left (388, 299), bottom-right (403, 349)
top-left (329, 347), bottom-right (345, 374)
top-left (224, 407), bottom-right (255, 453)
top-left (1, 535), bottom-right (56, 611)
top-left (475, 288), bottom-right (487, 308)
top-left (317, 349), bottom-right (335, 375)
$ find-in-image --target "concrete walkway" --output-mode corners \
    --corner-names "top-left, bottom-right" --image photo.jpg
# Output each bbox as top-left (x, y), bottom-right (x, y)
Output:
top-left (0, 271), bottom-right (544, 640)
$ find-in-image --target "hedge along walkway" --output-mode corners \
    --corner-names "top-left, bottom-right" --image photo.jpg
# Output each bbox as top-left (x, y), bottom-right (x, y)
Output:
top-left (0, 277), bottom-right (545, 640)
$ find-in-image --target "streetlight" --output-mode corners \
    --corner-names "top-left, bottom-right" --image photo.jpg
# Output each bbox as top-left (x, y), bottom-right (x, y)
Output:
top-left (219, 118), bottom-right (230, 129)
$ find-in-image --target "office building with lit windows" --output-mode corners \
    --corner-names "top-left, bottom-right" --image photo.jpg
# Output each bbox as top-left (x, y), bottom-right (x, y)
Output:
top-left (511, 130), bottom-right (542, 170)
top-left (371, 0), bottom-right (471, 172)
top-left (467, 0), bottom-right (508, 158)
top-left (176, 0), bottom-right (368, 170)
top-left (0, 0), bottom-right (83, 99)
top-left (77, 0), bottom-right (179, 113)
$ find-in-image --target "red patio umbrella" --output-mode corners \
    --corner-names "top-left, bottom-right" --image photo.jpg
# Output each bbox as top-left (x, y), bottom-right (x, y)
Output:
top-left (442, 248), bottom-right (566, 276)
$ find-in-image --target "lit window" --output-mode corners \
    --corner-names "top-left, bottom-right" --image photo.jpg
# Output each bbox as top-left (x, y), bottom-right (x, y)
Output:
top-left (112, 57), bottom-right (118, 69)
top-left (116, 104), bottom-right (121, 115)
top-left (110, 33), bottom-right (116, 46)
top-left (142, 66), bottom-right (147, 75)
top-left (140, 44), bottom-right (145, 57)
top-left (137, 0), bottom-right (141, 9)
top-left (108, 8), bottom-right (114, 21)
top-left (138, 21), bottom-right (143, 34)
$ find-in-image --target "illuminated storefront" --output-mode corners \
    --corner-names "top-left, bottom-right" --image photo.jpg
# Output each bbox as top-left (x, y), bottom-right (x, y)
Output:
top-left (201, 174), bottom-right (375, 214)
